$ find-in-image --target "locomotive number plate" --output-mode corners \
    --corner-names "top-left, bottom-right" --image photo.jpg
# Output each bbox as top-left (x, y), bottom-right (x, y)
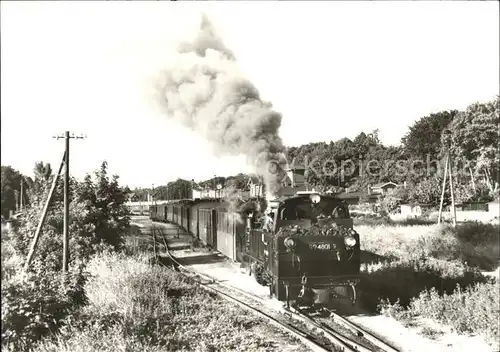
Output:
top-left (309, 242), bottom-right (336, 251)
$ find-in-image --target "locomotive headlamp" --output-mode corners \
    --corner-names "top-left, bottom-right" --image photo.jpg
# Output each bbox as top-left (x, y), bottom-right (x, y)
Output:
top-left (284, 237), bottom-right (296, 249)
top-left (310, 194), bottom-right (321, 204)
top-left (344, 236), bottom-right (357, 247)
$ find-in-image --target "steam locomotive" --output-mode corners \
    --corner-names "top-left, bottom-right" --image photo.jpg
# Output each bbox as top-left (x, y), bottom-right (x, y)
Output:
top-left (149, 191), bottom-right (360, 308)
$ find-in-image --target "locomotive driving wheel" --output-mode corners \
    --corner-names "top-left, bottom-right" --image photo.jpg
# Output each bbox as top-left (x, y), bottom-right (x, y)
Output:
top-left (246, 259), bottom-right (253, 276)
top-left (350, 284), bottom-right (357, 306)
top-left (285, 282), bottom-right (290, 308)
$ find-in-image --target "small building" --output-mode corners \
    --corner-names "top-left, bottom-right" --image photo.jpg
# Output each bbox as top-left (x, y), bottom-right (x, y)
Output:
top-left (368, 182), bottom-right (398, 196)
top-left (488, 199), bottom-right (499, 215)
top-left (247, 176), bottom-right (264, 198)
top-left (336, 191), bottom-right (378, 205)
top-left (283, 164), bottom-right (306, 188)
top-left (399, 203), bottom-right (435, 217)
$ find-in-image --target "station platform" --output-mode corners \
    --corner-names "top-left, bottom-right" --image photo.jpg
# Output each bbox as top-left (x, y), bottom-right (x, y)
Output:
top-left (151, 221), bottom-right (194, 250)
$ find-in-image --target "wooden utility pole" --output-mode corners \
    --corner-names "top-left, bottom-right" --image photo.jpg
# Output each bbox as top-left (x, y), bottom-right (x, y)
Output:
top-left (213, 175), bottom-right (216, 199)
top-left (138, 187), bottom-right (142, 215)
top-left (448, 157), bottom-right (457, 227)
top-left (152, 184), bottom-right (155, 205)
top-left (14, 190), bottom-right (19, 213)
top-left (469, 167), bottom-right (476, 191)
top-left (25, 152), bottom-right (66, 271)
top-left (191, 179), bottom-right (195, 200)
top-left (438, 132), bottom-right (457, 226)
top-left (20, 177), bottom-right (24, 211)
top-left (53, 131), bottom-right (86, 272)
top-left (437, 155), bottom-right (449, 225)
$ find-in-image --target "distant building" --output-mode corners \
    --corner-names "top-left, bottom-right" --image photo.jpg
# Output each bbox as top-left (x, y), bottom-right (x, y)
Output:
top-left (247, 176), bottom-right (264, 198)
top-left (399, 203), bottom-right (434, 217)
top-left (335, 182), bottom-right (399, 205)
top-left (368, 182), bottom-right (398, 196)
top-left (336, 191), bottom-right (378, 205)
top-left (283, 164), bottom-right (306, 188)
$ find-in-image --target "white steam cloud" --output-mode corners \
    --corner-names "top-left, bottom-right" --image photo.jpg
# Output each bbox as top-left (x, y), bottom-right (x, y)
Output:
top-left (154, 14), bottom-right (288, 197)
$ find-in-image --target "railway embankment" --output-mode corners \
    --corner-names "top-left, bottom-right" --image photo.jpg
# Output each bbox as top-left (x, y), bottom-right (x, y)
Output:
top-left (37, 251), bottom-right (309, 352)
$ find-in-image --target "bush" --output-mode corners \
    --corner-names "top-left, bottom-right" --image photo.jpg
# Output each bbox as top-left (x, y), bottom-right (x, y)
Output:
top-left (417, 222), bottom-right (500, 271)
top-left (33, 253), bottom-right (287, 352)
top-left (379, 194), bottom-right (401, 214)
top-left (1, 263), bottom-right (88, 351)
top-left (359, 222), bottom-right (500, 271)
top-left (360, 255), bottom-right (487, 310)
top-left (1, 161), bottom-right (131, 351)
top-left (379, 280), bottom-right (500, 349)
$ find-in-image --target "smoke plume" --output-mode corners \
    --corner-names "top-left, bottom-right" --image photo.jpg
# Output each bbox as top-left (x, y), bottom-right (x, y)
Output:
top-left (155, 15), bottom-right (287, 198)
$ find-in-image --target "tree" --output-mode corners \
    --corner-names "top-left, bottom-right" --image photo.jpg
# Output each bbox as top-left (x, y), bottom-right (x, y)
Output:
top-left (353, 130), bottom-right (380, 157)
top-left (401, 110), bottom-right (458, 159)
top-left (1, 166), bottom-right (26, 218)
top-left (10, 160), bottom-right (132, 270)
top-left (33, 162), bottom-right (52, 182)
top-left (402, 177), bottom-right (444, 205)
top-left (2, 161), bottom-right (131, 350)
top-left (444, 97), bottom-right (499, 196)
top-left (76, 161), bottom-right (131, 250)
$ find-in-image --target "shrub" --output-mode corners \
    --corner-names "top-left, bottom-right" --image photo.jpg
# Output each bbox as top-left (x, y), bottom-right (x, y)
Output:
top-left (379, 194), bottom-right (401, 214)
top-left (379, 280), bottom-right (500, 349)
top-left (358, 222), bottom-right (500, 271)
top-left (1, 161), bottom-right (131, 351)
top-left (33, 253), bottom-right (288, 352)
top-left (359, 256), bottom-right (487, 310)
top-left (419, 222), bottom-right (500, 271)
top-left (1, 262), bottom-right (88, 351)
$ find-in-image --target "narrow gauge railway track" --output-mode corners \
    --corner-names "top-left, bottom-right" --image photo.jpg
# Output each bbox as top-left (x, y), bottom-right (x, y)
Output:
top-left (149, 225), bottom-right (399, 352)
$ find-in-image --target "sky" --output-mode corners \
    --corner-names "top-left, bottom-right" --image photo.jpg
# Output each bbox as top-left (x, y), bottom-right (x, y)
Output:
top-left (1, 1), bottom-right (498, 189)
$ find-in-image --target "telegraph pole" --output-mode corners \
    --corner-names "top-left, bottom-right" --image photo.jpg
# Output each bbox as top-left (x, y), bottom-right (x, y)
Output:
top-left (20, 177), bottom-right (24, 211)
top-left (438, 130), bottom-right (457, 227)
top-left (152, 184), bottom-right (156, 206)
top-left (191, 179), bottom-right (195, 200)
top-left (213, 174), bottom-right (216, 199)
top-left (53, 131), bottom-right (86, 272)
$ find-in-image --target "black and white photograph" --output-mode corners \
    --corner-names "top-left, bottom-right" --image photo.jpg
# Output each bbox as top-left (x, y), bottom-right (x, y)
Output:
top-left (1, 1), bottom-right (499, 351)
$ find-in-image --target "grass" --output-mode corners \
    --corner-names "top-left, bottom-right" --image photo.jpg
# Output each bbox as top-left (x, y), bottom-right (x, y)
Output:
top-left (359, 256), bottom-right (488, 309)
top-left (357, 221), bottom-right (500, 348)
top-left (379, 280), bottom-right (500, 349)
top-left (358, 222), bottom-right (500, 271)
top-left (32, 252), bottom-right (303, 352)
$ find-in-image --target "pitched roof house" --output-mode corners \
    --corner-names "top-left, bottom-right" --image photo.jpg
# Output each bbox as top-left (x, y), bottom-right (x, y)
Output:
top-left (368, 182), bottom-right (398, 195)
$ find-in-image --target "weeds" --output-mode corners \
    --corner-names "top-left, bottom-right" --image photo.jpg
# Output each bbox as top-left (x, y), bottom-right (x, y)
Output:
top-left (358, 222), bottom-right (500, 271)
top-left (32, 252), bottom-right (294, 352)
top-left (379, 280), bottom-right (500, 349)
top-left (1, 261), bottom-right (88, 351)
top-left (359, 221), bottom-right (499, 348)
top-left (360, 255), bottom-right (488, 310)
